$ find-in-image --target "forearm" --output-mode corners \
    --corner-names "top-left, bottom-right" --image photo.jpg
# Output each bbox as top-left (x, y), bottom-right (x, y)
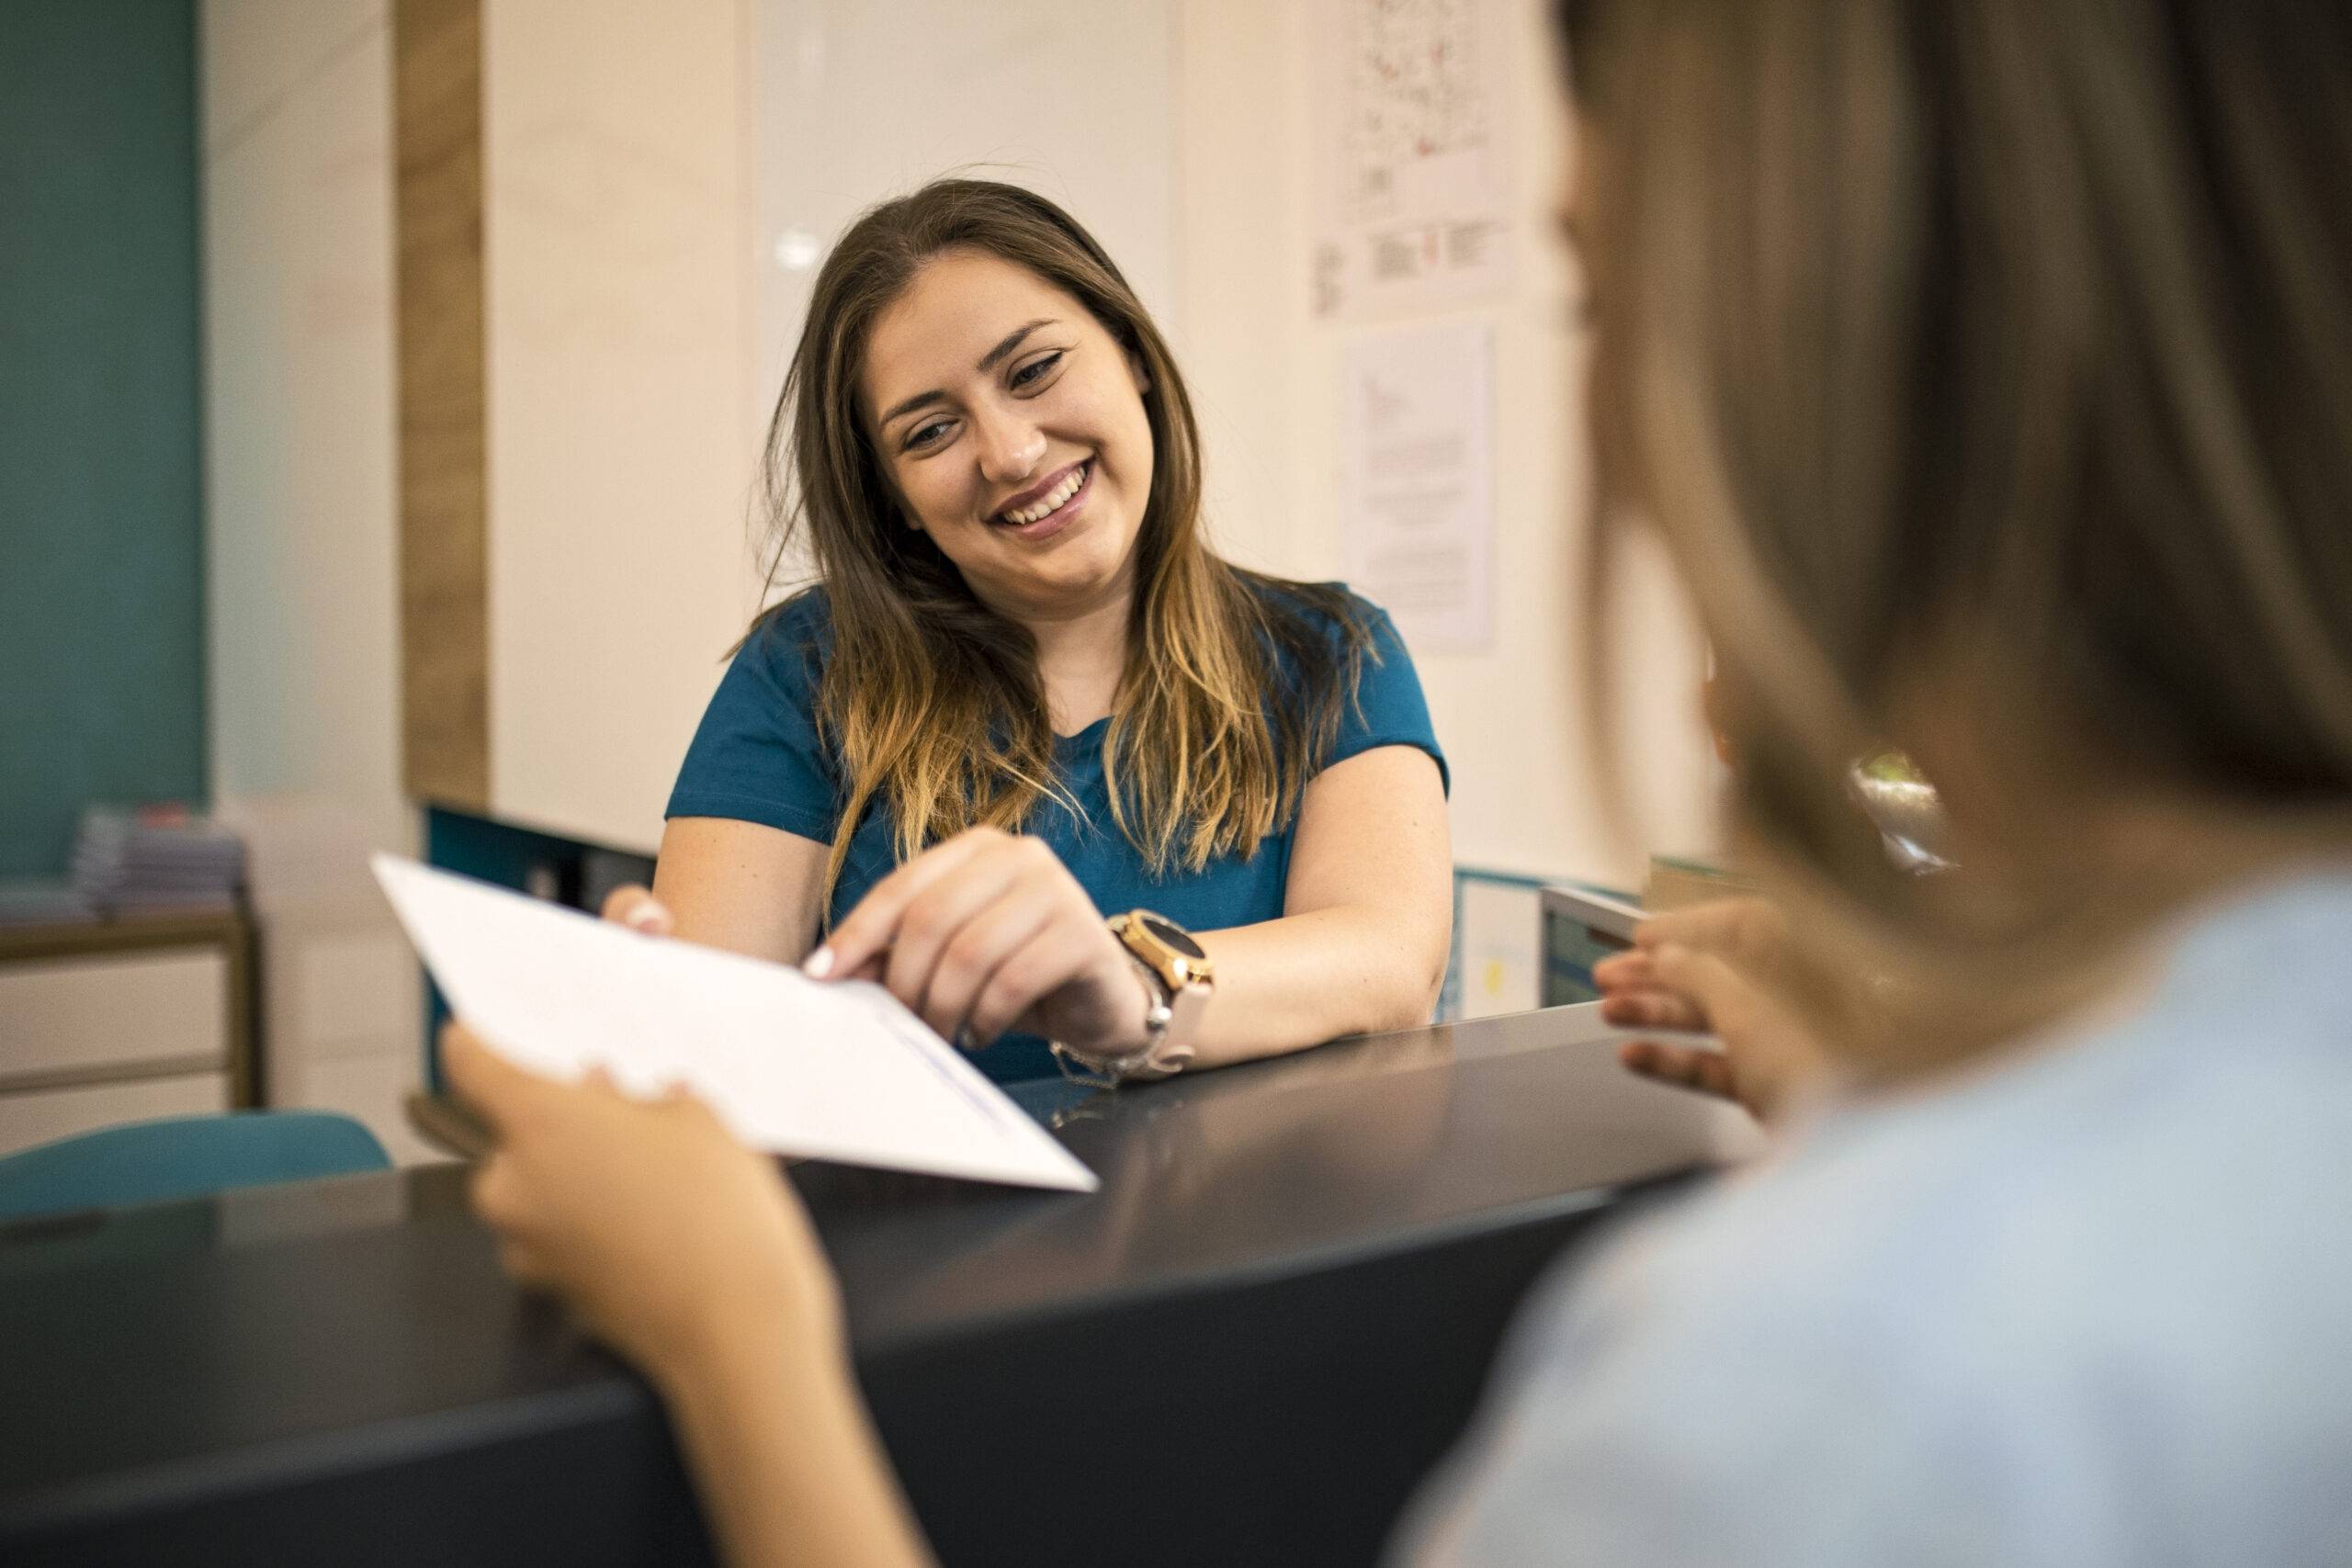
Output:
top-left (1188, 902), bottom-right (1450, 1069)
top-left (650, 818), bottom-right (829, 964)
top-left (1163, 745), bottom-right (1451, 1070)
top-left (655, 1328), bottom-right (933, 1568)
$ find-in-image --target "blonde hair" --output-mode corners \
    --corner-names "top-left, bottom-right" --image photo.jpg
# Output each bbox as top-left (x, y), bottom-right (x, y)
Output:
top-left (756, 180), bottom-right (1370, 914)
top-left (1561, 0), bottom-right (2352, 1069)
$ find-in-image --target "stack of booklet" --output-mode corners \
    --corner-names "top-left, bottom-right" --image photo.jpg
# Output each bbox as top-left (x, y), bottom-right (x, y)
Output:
top-left (71, 806), bottom-right (247, 917)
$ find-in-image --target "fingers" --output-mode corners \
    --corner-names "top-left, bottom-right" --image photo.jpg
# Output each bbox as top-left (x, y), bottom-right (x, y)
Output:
top-left (439, 1021), bottom-right (553, 1134)
top-left (601, 885), bottom-right (673, 936)
top-left (496, 1239), bottom-right (553, 1290)
top-left (967, 908), bottom-right (1105, 1046)
top-left (1590, 948), bottom-right (1651, 990)
top-left (1599, 987), bottom-right (1712, 1032)
top-left (1614, 906), bottom-right (1830, 1124)
top-left (808, 828), bottom-right (1001, 979)
top-left (1632, 897), bottom-right (1784, 970)
top-left (441, 1021), bottom-right (635, 1144)
top-left (471, 1152), bottom-right (558, 1283)
top-left (1594, 949), bottom-right (1712, 1032)
top-left (1646, 942), bottom-right (1762, 1044)
top-left (472, 1148), bottom-right (526, 1232)
top-left (1602, 899), bottom-right (1785, 1040)
top-left (813, 830), bottom-right (1101, 1051)
top-left (914, 886), bottom-right (1061, 1044)
top-left (880, 858), bottom-right (1032, 1025)
top-left (1618, 1040), bottom-right (1738, 1101)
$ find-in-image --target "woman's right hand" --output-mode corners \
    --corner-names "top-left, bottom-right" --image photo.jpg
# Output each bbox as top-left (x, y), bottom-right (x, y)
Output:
top-left (442, 1021), bottom-right (842, 1393)
top-left (811, 827), bottom-right (1156, 1062)
top-left (601, 884), bottom-right (674, 937)
top-left (1592, 897), bottom-right (1834, 1124)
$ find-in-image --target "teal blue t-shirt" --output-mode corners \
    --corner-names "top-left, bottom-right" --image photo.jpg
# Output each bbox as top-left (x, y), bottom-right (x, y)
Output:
top-left (665, 583), bottom-right (1446, 1084)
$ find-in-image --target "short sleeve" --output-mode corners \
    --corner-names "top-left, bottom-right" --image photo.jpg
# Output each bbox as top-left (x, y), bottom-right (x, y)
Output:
top-left (1329, 601), bottom-right (1450, 795)
top-left (664, 594), bottom-right (840, 842)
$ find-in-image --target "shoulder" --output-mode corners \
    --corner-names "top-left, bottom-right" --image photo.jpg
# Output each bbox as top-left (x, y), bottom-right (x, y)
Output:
top-left (1437, 976), bottom-right (2352, 1562)
top-left (671, 590), bottom-right (845, 825)
top-left (1592, 994), bottom-right (2352, 1378)
top-left (1235, 575), bottom-right (1442, 777)
top-left (1242, 575), bottom-right (1395, 648)
top-left (1238, 577), bottom-right (1419, 691)
top-left (743, 585), bottom-right (835, 658)
top-left (731, 587), bottom-right (835, 689)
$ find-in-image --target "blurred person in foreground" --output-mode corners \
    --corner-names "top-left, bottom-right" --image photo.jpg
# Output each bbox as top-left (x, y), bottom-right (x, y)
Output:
top-left (445, 0), bottom-right (2352, 1562)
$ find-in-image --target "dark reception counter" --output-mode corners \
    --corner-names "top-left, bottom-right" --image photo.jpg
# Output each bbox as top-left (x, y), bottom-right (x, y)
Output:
top-left (0, 1003), bottom-right (1759, 1567)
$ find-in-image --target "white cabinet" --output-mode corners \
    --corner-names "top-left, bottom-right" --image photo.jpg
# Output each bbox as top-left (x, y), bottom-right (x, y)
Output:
top-left (0, 951), bottom-right (229, 1082)
top-left (0, 913), bottom-right (254, 1158)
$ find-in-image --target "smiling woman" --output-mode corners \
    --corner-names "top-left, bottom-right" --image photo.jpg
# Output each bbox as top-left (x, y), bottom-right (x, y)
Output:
top-left (613, 179), bottom-right (1453, 1086)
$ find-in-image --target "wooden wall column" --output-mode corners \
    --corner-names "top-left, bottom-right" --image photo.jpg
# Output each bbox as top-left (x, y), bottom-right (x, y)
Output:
top-left (391, 0), bottom-right (491, 810)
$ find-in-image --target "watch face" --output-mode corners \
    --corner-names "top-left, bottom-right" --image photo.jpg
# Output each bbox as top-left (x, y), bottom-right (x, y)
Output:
top-left (1138, 912), bottom-right (1205, 961)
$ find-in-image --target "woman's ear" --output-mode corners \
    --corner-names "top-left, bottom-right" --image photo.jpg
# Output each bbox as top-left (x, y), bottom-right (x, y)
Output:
top-left (1126, 347), bottom-right (1153, 398)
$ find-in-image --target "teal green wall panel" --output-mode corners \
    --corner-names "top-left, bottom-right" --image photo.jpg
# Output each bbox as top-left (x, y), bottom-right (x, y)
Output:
top-left (0, 0), bottom-right (205, 876)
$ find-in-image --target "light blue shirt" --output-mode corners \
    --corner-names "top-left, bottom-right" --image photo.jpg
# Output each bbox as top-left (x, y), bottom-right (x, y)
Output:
top-left (1402, 871), bottom-right (2352, 1565)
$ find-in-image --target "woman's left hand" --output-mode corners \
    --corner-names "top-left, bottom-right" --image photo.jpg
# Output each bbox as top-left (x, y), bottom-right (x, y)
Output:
top-left (440, 1022), bottom-right (843, 1393)
top-left (1591, 897), bottom-right (1834, 1124)
top-left (808, 826), bottom-right (1151, 1061)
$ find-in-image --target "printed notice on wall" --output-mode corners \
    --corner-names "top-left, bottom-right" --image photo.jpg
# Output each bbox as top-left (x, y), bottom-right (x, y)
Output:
top-left (1340, 321), bottom-right (1495, 652)
top-left (1314, 0), bottom-right (1513, 318)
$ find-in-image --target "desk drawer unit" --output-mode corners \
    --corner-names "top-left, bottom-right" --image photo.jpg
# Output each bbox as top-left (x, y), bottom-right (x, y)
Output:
top-left (0, 950), bottom-right (232, 1156)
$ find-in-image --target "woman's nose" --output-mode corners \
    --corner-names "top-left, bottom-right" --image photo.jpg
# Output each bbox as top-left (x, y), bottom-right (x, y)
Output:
top-left (972, 405), bottom-right (1046, 486)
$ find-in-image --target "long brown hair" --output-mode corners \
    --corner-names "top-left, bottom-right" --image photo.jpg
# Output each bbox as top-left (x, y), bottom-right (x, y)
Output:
top-left (756, 179), bottom-right (1369, 911)
top-left (1561, 0), bottom-right (2352, 1070)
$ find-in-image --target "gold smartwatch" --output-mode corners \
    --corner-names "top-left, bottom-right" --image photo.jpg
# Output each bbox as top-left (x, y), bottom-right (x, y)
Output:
top-left (1051, 909), bottom-right (1215, 1085)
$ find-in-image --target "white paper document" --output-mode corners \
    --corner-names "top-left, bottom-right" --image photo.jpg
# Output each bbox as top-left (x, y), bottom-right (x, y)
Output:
top-left (1313, 0), bottom-right (1513, 318)
top-left (372, 856), bottom-right (1098, 1192)
top-left (1340, 321), bottom-right (1497, 650)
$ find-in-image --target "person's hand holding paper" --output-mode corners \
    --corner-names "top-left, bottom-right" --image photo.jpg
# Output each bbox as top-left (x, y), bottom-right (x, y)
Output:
top-left (374, 856), bottom-right (1097, 1192)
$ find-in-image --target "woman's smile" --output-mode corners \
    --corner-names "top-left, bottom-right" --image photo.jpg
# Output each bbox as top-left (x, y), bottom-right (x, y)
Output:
top-left (989, 457), bottom-right (1093, 541)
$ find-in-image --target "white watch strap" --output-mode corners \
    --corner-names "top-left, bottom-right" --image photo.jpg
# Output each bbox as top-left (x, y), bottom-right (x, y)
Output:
top-left (1050, 955), bottom-right (1203, 1084)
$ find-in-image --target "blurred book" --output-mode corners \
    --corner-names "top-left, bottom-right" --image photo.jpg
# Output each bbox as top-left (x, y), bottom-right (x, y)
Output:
top-left (71, 804), bottom-right (245, 917)
top-left (0, 877), bottom-right (98, 927)
top-left (1539, 883), bottom-right (1645, 1007)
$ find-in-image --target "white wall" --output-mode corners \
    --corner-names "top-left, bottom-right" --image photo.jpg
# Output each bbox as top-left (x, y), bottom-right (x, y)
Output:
top-left (204, 0), bottom-right (403, 831)
top-left (1170, 0), bottom-right (1719, 889)
top-left (481, 0), bottom-right (764, 854)
top-left (201, 0), bottom-right (431, 1163)
top-left (751, 0), bottom-right (1178, 405)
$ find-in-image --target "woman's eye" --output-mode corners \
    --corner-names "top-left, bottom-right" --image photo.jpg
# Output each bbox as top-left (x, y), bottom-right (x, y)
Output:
top-left (906, 419), bottom-right (951, 450)
top-left (1010, 351), bottom-right (1064, 389)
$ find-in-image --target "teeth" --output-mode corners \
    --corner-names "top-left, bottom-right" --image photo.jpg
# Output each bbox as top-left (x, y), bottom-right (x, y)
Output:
top-left (1001, 464), bottom-right (1084, 525)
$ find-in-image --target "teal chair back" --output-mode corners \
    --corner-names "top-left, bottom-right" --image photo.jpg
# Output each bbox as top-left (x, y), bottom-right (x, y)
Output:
top-left (0, 1111), bottom-right (392, 1223)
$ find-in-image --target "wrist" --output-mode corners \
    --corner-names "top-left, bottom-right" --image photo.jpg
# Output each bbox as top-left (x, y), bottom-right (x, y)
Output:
top-left (1110, 957), bottom-right (1162, 1055)
top-left (655, 1274), bottom-right (844, 1405)
top-left (1052, 912), bottom-right (1210, 1084)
